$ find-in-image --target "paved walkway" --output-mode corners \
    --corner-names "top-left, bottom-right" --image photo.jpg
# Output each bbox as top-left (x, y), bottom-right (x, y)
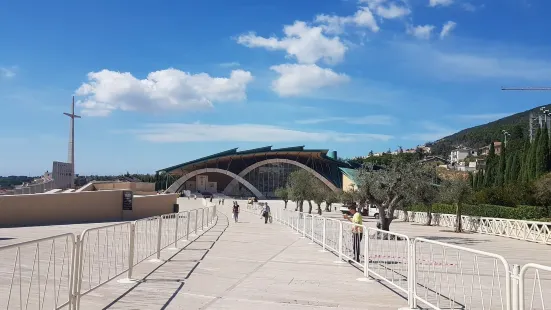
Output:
top-left (76, 206), bottom-right (409, 309)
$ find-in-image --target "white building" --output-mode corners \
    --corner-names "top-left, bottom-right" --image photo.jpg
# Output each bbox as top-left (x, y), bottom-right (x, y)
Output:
top-left (53, 161), bottom-right (73, 189)
top-left (449, 148), bottom-right (477, 164)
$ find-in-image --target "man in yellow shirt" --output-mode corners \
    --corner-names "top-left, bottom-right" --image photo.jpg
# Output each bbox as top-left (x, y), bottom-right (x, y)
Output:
top-left (343, 204), bottom-right (363, 263)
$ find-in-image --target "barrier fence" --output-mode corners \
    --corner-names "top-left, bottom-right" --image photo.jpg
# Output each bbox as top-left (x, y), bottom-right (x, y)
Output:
top-left (398, 210), bottom-right (551, 246)
top-left (272, 205), bottom-right (550, 310)
top-left (0, 204), bottom-right (217, 309)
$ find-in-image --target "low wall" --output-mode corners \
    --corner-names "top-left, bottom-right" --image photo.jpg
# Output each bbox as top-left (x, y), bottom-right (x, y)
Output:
top-left (0, 191), bottom-right (178, 227)
top-left (128, 194), bottom-right (178, 220)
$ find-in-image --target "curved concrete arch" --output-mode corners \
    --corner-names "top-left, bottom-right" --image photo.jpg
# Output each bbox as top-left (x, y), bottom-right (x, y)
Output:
top-left (165, 168), bottom-right (264, 198)
top-left (223, 158), bottom-right (339, 195)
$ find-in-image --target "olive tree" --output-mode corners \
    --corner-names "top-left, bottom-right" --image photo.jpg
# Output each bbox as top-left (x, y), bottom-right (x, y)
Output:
top-left (287, 170), bottom-right (315, 213)
top-left (325, 191), bottom-right (339, 212)
top-left (410, 166), bottom-right (440, 226)
top-left (439, 177), bottom-right (473, 233)
top-left (356, 159), bottom-right (420, 231)
top-left (312, 184), bottom-right (326, 215)
top-left (274, 187), bottom-right (289, 209)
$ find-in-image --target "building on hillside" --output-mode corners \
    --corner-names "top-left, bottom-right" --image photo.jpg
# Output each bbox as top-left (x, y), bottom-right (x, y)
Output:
top-left (419, 156), bottom-right (449, 167)
top-left (479, 142), bottom-right (502, 156)
top-left (158, 146), bottom-right (355, 198)
top-left (449, 147), bottom-right (478, 164)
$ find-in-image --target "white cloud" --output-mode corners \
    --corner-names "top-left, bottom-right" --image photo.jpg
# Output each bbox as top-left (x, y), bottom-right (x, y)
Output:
top-left (219, 62), bottom-right (240, 67)
top-left (296, 115), bottom-right (395, 125)
top-left (270, 64), bottom-right (349, 97)
top-left (75, 68), bottom-right (254, 117)
top-left (461, 3), bottom-right (478, 11)
top-left (361, 0), bottom-right (411, 18)
top-left (129, 123), bottom-right (393, 143)
top-left (429, 0), bottom-right (453, 7)
top-left (237, 21), bottom-right (348, 65)
top-left (372, 2), bottom-right (410, 19)
top-left (0, 67), bottom-right (16, 78)
top-left (440, 21), bottom-right (457, 39)
top-left (316, 7), bottom-right (379, 34)
top-left (407, 25), bottom-right (435, 40)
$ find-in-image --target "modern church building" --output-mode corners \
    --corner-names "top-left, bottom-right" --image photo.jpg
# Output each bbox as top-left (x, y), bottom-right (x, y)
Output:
top-left (158, 146), bottom-right (359, 198)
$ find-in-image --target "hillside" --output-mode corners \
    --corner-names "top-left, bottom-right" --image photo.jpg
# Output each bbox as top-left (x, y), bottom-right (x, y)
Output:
top-left (428, 105), bottom-right (547, 157)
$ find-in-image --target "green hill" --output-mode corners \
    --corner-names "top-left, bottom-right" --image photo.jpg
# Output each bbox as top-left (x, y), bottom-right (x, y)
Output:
top-left (428, 105), bottom-right (547, 156)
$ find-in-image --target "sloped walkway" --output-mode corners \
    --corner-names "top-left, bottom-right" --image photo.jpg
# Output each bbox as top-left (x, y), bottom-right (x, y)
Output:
top-left (75, 205), bottom-right (409, 309)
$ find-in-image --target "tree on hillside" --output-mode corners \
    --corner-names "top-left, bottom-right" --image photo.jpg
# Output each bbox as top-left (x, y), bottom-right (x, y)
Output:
top-left (534, 173), bottom-right (551, 217)
top-left (535, 125), bottom-right (549, 178)
top-left (275, 187), bottom-right (289, 209)
top-left (496, 142), bottom-right (507, 187)
top-left (484, 142), bottom-right (497, 187)
top-left (356, 159), bottom-right (419, 231)
top-left (439, 177), bottom-right (474, 233)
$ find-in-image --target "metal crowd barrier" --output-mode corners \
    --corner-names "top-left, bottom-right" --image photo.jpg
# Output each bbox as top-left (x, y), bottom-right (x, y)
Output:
top-left (271, 205), bottom-right (550, 310)
top-left (0, 205), bottom-right (217, 309)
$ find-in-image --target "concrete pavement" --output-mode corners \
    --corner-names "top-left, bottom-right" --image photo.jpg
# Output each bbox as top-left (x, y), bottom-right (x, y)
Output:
top-left (75, 204), bottom-right (410, 309)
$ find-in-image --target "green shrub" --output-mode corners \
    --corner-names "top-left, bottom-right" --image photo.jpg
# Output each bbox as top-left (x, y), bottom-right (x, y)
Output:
top-left (406, 203), bottom-right (548, 220)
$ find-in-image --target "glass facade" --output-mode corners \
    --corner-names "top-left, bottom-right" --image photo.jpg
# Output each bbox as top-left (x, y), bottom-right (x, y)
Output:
top-left (237, 162), bottom-right (300, 198)
top-left (243, 163), bottom-right (301, 198)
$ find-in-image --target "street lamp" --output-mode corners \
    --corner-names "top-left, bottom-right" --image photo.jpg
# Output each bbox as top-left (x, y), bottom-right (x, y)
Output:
top-left (502, 130), bottom-right (511, 145)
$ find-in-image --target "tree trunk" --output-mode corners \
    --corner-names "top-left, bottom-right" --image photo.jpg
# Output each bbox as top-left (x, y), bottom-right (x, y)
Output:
top-left (317, 203), bottom-right (322, 215)
top-left (294, 200), bottom-right (299, 211)
top-left (425, 203), bottom-right (433, 226)
top-left (455, 201), bottom-right (462, 233)
top-left (299, 200), bottom-right (304, 212)
top-left (325, 203), bottom-right (331, 212)
top-left (307, 200), bottom-right (313, 214)
top-left (284, 200), bottom-right (288, 209)
top-left (379, 216), bottom-right (391, 231)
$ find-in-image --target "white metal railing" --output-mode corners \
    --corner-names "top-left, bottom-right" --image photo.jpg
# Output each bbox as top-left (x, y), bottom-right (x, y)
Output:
top-left (399, 210), bottom-right (551, 245)
top-left (75, 222), bottom-right (132, 299)
top-left (0, 234), bottom-right (76, 309)
top-left (518, 263), bottom-right (551, 310)
top-left (272, 205), bottom-right (550, 310)
top-left (0, 205), bottom-right (217, 310)
top-left (412, 238), bottom-right (510, 310)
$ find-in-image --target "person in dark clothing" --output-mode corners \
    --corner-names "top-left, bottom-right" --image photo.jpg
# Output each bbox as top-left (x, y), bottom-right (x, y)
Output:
top-left (232, 201), bottom-right (240, 223)
top-left (261, 204), bottom-right (271, 224)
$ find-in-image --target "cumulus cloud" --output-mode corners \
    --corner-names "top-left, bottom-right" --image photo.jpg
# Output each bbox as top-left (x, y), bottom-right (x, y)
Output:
top-left (75, 68), bottom-right (254, 116)
top-left (270, 64), bottom-right (349, 97)
top-left (407, 24), bottom-right (435, 40)
top-left (128, 123), bottom-right (393, 143)
top-left (440, 21), bottom-right (457, 39)
top-left (237, 21), bottom-right (348, 65)
top-left (315, 7), bottom-right (379, 34)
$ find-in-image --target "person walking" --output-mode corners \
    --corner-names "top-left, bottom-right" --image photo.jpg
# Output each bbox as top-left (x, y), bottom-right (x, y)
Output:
top-left (343, 204), bottom-right (363, 263)
top-left (261, 203), bottom-right (271, 224)
top-left (232, 201), bottom-right (240, 223)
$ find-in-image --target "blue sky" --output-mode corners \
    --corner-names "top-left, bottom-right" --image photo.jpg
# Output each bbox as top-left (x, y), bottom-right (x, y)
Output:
top-left (1, 0), bottom-right (551, 176)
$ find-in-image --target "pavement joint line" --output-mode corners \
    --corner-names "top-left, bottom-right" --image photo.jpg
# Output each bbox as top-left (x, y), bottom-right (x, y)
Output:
top-left (197, 219), bottom-right (302, 309)
top-left (98, 213), bottom-right (228, 309)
